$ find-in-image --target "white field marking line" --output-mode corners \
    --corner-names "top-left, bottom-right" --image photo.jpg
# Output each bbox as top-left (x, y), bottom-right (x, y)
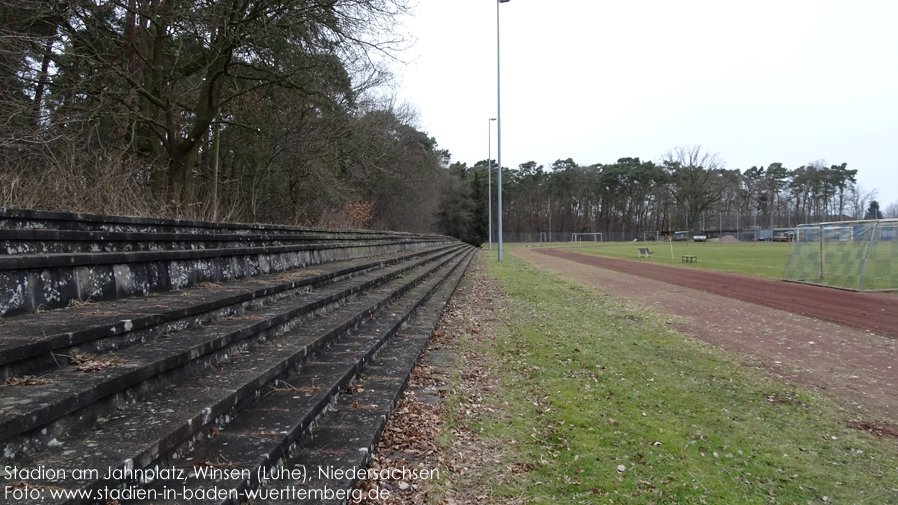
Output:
top-left (681, 260), bottom-right (783, 270)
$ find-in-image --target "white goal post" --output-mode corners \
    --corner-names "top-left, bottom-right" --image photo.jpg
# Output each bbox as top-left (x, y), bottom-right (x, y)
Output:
top-left (571, 233), bottom-right (603, 242)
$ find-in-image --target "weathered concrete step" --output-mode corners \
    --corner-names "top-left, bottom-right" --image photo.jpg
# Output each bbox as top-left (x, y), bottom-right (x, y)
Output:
top-left (0, 234), bottom-right (454, 318)
top-left (0, 239), bottom-right (439, 270)
top-left (0, 243), bottom-right (462, 380)
top-left (273, 337), bottom-right (443, 505)
top-left (0, 228), bottom-right (431, 256)
top-left (0, 246), bottom-right (473, 505)
top-left (0, 246), bottom-right (467, 460)
top-left (0, 207), bottom-right (442, 241)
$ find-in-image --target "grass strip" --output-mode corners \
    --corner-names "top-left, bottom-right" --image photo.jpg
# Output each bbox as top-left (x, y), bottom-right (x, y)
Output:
top-left (445, 250), bottom-right (898, 504)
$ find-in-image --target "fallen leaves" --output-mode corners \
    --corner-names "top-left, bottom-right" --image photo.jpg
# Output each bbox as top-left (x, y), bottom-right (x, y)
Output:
top-left (6, 375), bottom-right (54, 386)
top-left (68, 352), bottom-right (124, 373)
top-left (510, 462), bottom-right (535, 474)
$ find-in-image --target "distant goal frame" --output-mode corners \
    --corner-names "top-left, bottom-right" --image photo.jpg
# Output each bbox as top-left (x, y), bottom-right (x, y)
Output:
top-left (571, 233), bottom-right (603, 242)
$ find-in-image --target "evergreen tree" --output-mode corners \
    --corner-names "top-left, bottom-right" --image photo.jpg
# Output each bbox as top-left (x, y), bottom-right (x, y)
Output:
top-left (865, 201), bottom-right (884, 220)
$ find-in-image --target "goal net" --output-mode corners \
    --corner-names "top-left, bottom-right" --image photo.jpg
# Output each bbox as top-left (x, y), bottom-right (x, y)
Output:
top-left (783, 219), bottom-right (898, 291)
top-left (571, 233), bottom-right (603, 242)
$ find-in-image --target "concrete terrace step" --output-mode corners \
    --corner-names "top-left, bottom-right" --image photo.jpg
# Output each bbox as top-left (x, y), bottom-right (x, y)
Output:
top-left (0, 228), bottom-right (419, 255)
top-left (0, 244), bottom-right (467, 460)
top-left (0, 207), bottom-right (436, 240)
top-left (0, 238), bottom-right (439, 268)
top-left (0, 246), bottom-right (474, 505)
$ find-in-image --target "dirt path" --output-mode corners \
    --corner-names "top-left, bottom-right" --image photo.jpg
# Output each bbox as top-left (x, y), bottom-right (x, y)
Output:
top-left (517, 247), bottom-right (898, 432)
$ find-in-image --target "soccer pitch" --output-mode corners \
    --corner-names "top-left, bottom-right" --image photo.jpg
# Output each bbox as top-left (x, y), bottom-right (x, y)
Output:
top-left (515, 241), bottom-right (791, 279)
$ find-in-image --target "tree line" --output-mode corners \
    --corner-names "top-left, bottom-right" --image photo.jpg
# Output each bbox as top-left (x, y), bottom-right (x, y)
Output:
top-left (446, 145), bottom-right (890, 244)
top-left (1, 0), bottom-right (462, 233)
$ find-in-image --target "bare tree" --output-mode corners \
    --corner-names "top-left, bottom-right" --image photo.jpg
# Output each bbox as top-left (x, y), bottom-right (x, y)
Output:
top-left (848, 185), bottom-right (878, 221)
top-left (662, 146), bottom-right (738, 231)
top-left (885, 201), bottom-right (898, 219)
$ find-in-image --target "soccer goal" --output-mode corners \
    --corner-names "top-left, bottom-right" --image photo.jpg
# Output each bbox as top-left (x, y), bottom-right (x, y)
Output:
top-left (571, 233), bottom-right (603, 242)
top-left (783, 219), bottom-right (898, 291)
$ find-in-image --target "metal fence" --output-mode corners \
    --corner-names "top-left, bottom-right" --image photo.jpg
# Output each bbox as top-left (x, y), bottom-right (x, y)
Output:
top-left (499, 229), bottom-right (758, 243)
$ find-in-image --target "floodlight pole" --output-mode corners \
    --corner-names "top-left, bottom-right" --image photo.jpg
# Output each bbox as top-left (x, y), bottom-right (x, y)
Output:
top-left (488, 118), bottom-right (496, 250)
top-left (497, 0), bottom-right (510, 261)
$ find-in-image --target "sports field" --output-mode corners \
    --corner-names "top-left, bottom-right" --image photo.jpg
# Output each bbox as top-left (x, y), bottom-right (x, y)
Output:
top-left (521, 240), bottom-right (791, 278)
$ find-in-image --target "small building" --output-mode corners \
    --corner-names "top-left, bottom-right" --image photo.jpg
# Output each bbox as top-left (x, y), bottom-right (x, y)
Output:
top-left (756, 228), bottom-right (795, 242)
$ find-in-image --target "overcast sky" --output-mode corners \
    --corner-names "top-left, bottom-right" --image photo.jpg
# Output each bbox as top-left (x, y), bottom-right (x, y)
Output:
top-left (394, 0), bottom-right (898, 210)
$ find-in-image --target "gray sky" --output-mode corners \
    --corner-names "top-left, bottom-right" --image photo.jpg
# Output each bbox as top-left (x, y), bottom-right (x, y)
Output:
top-left (396, 0), bottom-right (898, 211)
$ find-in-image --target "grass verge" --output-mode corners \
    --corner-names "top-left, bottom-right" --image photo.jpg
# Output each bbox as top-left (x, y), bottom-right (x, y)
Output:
top-left (443, 250), bottom-right (898, 504)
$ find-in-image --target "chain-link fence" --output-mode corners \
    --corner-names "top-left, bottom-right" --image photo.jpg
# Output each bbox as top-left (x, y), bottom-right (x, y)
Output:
top-left (499, 229), bottom-right (760, 244)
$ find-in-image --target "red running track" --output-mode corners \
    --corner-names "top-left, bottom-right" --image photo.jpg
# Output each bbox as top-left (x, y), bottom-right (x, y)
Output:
top-left (534, 248), bottom-right (898, 339)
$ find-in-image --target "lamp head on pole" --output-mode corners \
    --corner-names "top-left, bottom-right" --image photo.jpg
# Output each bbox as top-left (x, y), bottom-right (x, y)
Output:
top-left (499, 0), bottom-right (510, 3)
top-left (490, 118), bottom-right (496, 121)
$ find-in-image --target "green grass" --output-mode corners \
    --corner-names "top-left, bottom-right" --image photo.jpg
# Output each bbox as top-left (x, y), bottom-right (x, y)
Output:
top-left (515, 241), bottom-right (792, 279)
top-left (448, 251), bottom-right (898, 504)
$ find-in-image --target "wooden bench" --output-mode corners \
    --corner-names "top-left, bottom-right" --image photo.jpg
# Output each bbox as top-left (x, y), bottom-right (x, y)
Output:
top-left (638, 247), bottom-right (654, 258)
top-left (682, 255), bottom-right (697, 263)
